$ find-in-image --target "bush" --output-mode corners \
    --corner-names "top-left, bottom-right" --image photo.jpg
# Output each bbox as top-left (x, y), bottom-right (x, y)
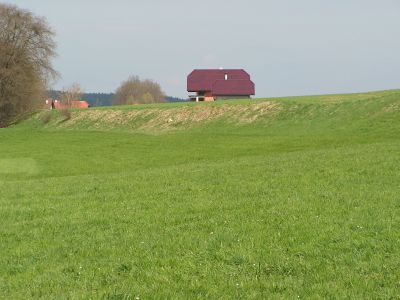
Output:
top-left (113, 75), bottom-right (165, 105)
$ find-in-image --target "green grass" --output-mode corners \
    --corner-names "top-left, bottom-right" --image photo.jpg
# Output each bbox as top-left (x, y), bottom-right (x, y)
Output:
top-left (1, 90), bottom-right (400, 298)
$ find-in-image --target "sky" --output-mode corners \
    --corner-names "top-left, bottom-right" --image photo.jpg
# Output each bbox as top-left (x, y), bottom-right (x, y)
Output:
top-left (4, 0), bottom-right (400, 98)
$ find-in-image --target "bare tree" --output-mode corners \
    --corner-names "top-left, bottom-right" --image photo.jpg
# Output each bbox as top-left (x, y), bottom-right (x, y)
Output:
top-left (113, 75), bottom-right (165, 105)
top-left (0, 4), bottom-right (57, 127)
top-left (59, 83), bottom-right (83, 108)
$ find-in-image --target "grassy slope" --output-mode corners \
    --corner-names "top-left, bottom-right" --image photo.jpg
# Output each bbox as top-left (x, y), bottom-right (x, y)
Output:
top-left (1, 90), bottom-right (400, 298)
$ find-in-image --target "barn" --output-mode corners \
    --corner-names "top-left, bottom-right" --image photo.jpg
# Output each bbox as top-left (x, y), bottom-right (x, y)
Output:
top-left (187, 69), bottom-right (255, 101)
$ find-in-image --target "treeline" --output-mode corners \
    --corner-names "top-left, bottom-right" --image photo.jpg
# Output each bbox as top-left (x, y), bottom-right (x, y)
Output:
top-left (49, 90), bottom-right (114, 107)
top-left (81, 93), bottom-right (114, 106)
top-left (49, 90), bottom-right (185, 107)
top-left (166, 96), bottom-right (186, 103)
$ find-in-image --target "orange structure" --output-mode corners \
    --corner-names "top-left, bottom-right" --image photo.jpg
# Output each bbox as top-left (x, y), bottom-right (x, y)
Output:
top-left (44, 99), bottom-right (89, 109)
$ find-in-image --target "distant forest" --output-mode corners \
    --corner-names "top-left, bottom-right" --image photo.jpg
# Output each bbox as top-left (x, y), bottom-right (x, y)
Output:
top-left (48, 90), bottom-right (186, 107)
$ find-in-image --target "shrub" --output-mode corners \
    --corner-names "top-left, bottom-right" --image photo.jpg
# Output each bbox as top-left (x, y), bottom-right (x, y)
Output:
top-left (113, 75), bottom-right (165, 105)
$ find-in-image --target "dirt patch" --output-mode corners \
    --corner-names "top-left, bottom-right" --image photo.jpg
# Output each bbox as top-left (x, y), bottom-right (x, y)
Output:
top-left (139, 102), bottom-right (281, 130)
top-left (49, 101), bottom-right (282, 133)
top-left (383, 103), bottom-right (400, 113)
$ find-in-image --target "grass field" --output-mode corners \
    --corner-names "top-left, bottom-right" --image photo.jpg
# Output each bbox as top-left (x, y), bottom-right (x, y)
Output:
top-left (1, 90), bottom-right (400, 299)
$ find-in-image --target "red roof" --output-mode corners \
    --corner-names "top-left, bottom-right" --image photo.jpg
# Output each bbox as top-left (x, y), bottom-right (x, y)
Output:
top-left (187, 69), bottom-right (255, 96)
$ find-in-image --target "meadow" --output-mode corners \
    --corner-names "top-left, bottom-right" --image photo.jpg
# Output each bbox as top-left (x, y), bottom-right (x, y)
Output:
top-left (1, 90), bottom-right (400, 299)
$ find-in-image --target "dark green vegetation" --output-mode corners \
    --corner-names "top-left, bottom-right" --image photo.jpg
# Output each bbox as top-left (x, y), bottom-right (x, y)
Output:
top-left (1, 90), bottom-right (400, 298)
top-left (48, 90), bottom-right (185, 107)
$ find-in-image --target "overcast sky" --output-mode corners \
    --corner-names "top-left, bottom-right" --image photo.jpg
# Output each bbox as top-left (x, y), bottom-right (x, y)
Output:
top-left (4, 0), bottom-right (400, 98)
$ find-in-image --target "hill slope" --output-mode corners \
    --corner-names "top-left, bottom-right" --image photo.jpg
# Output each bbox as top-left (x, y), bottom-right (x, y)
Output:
top-left (27, 89), bottom-right (400, 135)
top-left (1, 90), bottom-right (400, 298)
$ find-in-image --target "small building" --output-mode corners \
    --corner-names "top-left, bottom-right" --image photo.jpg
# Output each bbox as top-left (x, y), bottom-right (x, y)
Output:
top-left (187, 69), bottom-right (255, 101)
top-left (44, 99), bottom-right (89, 109)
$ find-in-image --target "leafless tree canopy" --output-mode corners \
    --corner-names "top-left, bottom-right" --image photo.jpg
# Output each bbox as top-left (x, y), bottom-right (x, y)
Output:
top-left (0, 4), bottom-right (57, 127)
top-left (113, 76), bottom-right (165, 105)
top-left (59, 83), bottom-right (83, 107)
